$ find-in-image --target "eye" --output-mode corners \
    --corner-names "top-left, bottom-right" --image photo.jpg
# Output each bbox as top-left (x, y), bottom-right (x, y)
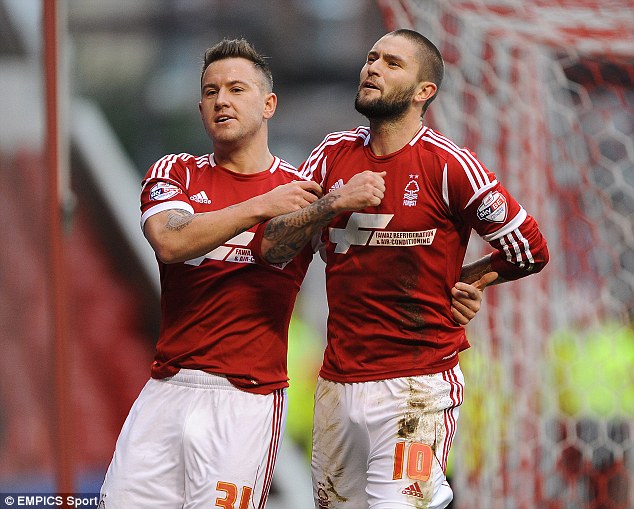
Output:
top-left (231, 87), bottom-right (244, 93)
top-left (205, 89), bottom-right (217, 97)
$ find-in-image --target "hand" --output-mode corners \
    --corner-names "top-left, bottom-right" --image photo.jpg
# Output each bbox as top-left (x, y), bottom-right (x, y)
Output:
top-left (450, 271), bottom-right (498, 325)
top-left (260, 180), bottom-right (323, 217)
top-left (329, 170), bottom-right (386, 212)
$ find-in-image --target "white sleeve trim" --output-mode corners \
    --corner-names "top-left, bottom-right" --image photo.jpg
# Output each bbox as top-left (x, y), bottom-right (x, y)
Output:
top-left (140, 200), bottom-right (195, 230)
top-left (481, 207), bottom-right (527, 242)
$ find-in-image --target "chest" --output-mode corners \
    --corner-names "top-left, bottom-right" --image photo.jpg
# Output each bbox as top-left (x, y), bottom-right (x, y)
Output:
top-left (324, 150), bottom-right (448, 231)
top-left (185, 169), bottom-right (283, 213)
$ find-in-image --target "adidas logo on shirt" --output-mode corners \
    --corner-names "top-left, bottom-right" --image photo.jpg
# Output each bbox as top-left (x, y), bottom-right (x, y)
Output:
top-left (328, 179), bottom-right (344, 193)
top-left (190, 191), bottom-right (211, 204)
top-left (402, 481), bottom-right (424, 499)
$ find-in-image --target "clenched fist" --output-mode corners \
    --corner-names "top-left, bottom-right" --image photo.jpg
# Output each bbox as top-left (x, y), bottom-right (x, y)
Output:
top-left (329, 170), bottom-right (386, 212)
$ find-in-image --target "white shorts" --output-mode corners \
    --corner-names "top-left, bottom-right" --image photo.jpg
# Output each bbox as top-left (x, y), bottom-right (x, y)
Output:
top-left (99, 369), bottom-right (287, 509)
top-left (311, 365), bottom-right (464, 509)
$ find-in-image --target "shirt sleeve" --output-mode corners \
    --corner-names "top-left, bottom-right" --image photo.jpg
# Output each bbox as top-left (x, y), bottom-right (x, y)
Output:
top-left (140, 154), bottom-right (194, 230)
top-left (444, 153), bottom-right (549, 280)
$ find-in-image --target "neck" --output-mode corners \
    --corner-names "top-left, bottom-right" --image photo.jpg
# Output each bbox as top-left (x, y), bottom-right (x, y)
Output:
top-left (368, 114), bottom-right (423, 156)
top-left (213, 135), bottom-right (274, 174)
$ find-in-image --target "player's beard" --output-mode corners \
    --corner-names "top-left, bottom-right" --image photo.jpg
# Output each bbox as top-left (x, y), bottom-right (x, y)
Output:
top-left (355, 83), bottom-right (417, 121)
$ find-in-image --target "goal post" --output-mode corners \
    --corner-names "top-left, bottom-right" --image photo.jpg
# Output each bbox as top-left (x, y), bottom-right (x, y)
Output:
top-left (376, 1), bottom-right (634, 507)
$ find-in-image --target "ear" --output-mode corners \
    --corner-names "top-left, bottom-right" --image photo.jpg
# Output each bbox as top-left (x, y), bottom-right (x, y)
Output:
top-left (414, 81), bottom-right (437, 105)
top-left (263, 92), bottom-right (277, 119)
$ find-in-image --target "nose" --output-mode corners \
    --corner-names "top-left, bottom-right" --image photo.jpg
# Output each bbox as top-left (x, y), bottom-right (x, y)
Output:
top-left (366, 60), bottom-right (381, 77)
top-left (214, 88), bottom-right (230, 110)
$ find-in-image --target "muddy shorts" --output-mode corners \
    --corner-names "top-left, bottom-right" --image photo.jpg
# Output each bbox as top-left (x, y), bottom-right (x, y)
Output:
top-left (311, 365), bottom-right (464, 509)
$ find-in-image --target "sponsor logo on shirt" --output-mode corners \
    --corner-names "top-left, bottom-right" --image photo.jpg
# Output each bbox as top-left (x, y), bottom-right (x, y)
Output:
top-left (477, 191), bottom-right (507, 223)
top-left (403, 174), bottom-right (420, 207)
top-left (190, 190), bottom-right (211, 204)
top-left (184, 232), bottom-right (290, 269)
top-left (329, 212), bottom-right (436, 253)
top-left (185, 232), bottom-right (256, 266)
top-left (149, 182), bottom-right (181, 201)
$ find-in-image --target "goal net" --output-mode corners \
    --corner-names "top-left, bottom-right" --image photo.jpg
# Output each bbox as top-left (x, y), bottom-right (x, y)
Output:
top-left (377, 1), bottom-right (634, 507)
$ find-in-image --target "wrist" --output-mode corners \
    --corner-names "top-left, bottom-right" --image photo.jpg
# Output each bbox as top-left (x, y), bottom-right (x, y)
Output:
top-left (246, 194), bottom-right (273, 222)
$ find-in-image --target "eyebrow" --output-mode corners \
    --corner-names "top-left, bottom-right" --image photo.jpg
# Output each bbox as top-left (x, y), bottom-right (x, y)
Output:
top-left (368, 50), bottom-right (406, 63)
top-left (201, 79), bottom-right (251, 91)
top-left (384, 52), bottom-right (407, 63)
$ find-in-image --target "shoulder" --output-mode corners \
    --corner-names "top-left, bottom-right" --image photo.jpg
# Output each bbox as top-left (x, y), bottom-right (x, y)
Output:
top-left (417, 128), bottom-right (494, 186)
top-left (301, 126), bottom-right (369, 178)
top-left (312, 126), bottom-right (369, 153)
top-left (412, 129), bottom-right (501, 206)
top-left (417, 128), bottom-right (480, 167)
top-left (147, 152), bottom-right (209, 177)
top-left (274, 157), bottom-right (309, 182)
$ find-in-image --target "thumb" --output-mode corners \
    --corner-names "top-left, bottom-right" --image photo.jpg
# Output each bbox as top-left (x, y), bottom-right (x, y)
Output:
top-left (473, 271), bottom-right (498, 291)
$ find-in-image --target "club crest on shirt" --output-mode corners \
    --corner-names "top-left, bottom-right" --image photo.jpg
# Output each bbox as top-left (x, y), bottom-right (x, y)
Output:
top-left (403, 174), bottom-right (420, 207)
top-left (477, 190), bottom-right (507, 223)
top-left (150, 182), bottom-right (182, 201)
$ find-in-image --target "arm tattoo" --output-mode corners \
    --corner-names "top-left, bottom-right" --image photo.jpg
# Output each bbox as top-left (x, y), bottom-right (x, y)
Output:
top-left (165, 209), bottom-right (194, 231)
top-left (263, 195), bottom-right (339, 264)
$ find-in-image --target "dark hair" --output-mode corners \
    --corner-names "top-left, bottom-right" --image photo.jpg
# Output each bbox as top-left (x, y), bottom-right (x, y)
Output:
top-left (200, 38), bottom-right (273, 92)
top-left (387, 29), bottom-right (444, 115)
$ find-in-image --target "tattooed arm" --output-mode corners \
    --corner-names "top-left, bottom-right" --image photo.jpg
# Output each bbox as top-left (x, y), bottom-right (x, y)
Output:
top-left (263, 195), bottom-right (339, 264)
top-left (143, 180), bottom-right (322, 264)
top-left (262, 170), bottom-right (387, 264)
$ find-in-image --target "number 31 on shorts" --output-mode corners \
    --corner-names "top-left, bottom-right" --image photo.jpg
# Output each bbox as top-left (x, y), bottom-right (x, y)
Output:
top-left (215, 481), bottom-right (252, 509)
top-left (393, 441), bottom-right (433, 481)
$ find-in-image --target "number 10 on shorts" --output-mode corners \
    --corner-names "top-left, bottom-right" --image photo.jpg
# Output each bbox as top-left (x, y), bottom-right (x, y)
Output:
top-left (393, 441), bottom-right (433, 481)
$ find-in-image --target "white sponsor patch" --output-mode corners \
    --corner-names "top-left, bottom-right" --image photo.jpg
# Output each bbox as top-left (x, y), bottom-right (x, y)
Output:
top-left (329, 213), bottom-right (393, 253)
top-left (184, 232), bottom-right (289, 269)
top-left (226, 247), bottom-right (255, 264)
top-left (185, 232), bottom-right (255, 266)
top-left (329, 213), bottom-right (437, 253)
top-left (150, 182), bottom-right (181, 201)
top-left (477, 191), bottom-right (507, 223)
top-left (369, 229), bottom-right (436, 247)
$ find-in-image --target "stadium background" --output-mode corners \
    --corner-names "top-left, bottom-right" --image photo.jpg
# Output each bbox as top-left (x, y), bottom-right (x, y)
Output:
top-left (0, 1), bottom-right (633, 508)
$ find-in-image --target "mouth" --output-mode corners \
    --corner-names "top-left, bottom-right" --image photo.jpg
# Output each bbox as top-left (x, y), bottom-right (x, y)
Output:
top-left (215, 115), bottom-right (234, 124)
top-left (361, 81), bottom-right (381, 91)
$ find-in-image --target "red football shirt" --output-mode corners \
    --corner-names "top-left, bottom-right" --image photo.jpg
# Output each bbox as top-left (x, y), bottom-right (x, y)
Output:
top-left (297, 125), bottom-right (549, 382)
top-left (140, 153), bottom-right (312, 394)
